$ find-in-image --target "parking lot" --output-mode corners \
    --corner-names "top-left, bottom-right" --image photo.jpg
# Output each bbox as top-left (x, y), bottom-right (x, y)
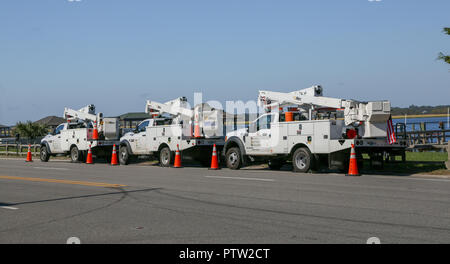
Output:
top-left (0, 158), bottom-right (449, 243)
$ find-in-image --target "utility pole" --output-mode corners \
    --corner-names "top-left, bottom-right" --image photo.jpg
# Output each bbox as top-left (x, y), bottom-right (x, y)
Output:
top-left (447, 107), bottom-right (450, 170)
top-left (446, 143), bottom-right (450, 170)
top-left (447, 107), bottom-right (449, 129)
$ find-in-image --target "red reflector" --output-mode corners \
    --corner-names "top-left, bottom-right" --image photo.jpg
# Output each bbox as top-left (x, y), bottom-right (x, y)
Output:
top-left (346, 129), bottom-right (357, 139)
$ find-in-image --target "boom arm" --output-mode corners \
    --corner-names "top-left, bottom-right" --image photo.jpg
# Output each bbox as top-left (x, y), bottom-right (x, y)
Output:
top-left (258, 85), bottom-right (391, 126)
top-left (145, 97), bottom-right (194, 118)
top-left (64, 104), bottom-right (102, 123)
top-left (258, 86), bottom-right (344, 110)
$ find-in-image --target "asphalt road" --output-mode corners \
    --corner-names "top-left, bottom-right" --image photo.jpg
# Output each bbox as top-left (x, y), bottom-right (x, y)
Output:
top-left (0, 158), bottom-right (449, 244)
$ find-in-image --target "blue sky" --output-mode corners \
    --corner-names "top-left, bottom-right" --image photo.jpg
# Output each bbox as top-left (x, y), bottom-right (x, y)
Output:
top-left (0, 0), bottom-right (449, 125)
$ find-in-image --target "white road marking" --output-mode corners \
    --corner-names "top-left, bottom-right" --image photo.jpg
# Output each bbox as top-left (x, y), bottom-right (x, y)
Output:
top-left (33, 167), bottom-right (70, 171)
top-left (205, 176), bottom-right (275, 182)
top-left (1, 206), bottom-right (19, 210)
top-left (373, 176), bottom-right (450, 183)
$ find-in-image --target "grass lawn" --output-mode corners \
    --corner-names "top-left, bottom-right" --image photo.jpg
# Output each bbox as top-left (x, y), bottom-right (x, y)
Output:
top-left (0, 146), bottom-right (19, 152)
top-left (362, 151), bottom-right (449, 175)
top-left (404, 152), bottom-right (447, 162)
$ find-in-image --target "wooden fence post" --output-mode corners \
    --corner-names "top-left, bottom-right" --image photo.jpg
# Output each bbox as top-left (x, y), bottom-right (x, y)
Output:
top-left (446, 142), bottom-right (450, 170)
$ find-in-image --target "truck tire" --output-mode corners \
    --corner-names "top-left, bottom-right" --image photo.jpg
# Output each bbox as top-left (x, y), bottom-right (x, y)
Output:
top-left (119, 145), bottom-right (130, 165)
top-left (40, 146), bottom-right (50, 162)
top-left (159, 147), bottom-right (172, 167)
top-left (292, 147), bottom-right (312, 173)
top-left (225, 147), bottom-right (242, 170)
top-left (268, 159), bottom-right (284, 170)
top-left (70, 146), bottom-right (83, 163)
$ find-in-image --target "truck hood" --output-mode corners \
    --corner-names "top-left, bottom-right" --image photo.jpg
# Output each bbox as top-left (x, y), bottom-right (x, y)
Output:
top-left (226, 128), bottom-right (248, 138)
top-left (41, 134), bottom-right (54, 143)
top-left (120, 131), bottom-right (136, 141)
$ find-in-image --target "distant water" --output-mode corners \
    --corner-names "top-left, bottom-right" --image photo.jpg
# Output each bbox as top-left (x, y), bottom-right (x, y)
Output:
top-left (393, 116), bottom-right (450, 131)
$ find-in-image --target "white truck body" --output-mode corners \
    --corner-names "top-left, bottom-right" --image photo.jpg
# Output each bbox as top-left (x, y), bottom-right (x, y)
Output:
top-left (40, 105), bottom-right (121, 162)
top-left (223, 86), bottom-right (407, 172)
top-left (121, 119), bottom-right (223, 155)
top-left (42, 119), bottom-right (119, 153)
top-left (227, 113), bottom-right (405, 155)
top-left (119, 98), bottom-right (225, 166)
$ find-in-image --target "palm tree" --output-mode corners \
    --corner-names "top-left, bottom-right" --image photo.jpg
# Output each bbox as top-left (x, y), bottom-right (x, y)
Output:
top-left (438, 28), bottom-right (450, 65)
top-left (13, 121), bottom-right (48, 143)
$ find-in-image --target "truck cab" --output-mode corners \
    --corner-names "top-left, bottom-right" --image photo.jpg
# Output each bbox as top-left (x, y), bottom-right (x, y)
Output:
top-left (120, 118), bottom-right (172, 155)
top-left (119, 114), bottom-right (224, 167)
top-left (40, 122), bottom-right (89, 161)
top-left (228, 113), bottom-right (277, 155)
top-left (40, 118), bottom-right (120, 163)
top-left (43, 123), bottom-right (67, 155)
top-left (224, 109), bottom-right (406, 173)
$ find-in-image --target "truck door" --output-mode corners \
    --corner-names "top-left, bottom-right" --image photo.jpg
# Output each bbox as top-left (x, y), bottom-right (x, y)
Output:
top-left (49, 124), bottom-right (64, 153)
top-left (60, 126), bottom-right (73, 152)
top-left (248, 114), bottom-right (272, 154)
top-left (133, 120), bottom-right (150, 154)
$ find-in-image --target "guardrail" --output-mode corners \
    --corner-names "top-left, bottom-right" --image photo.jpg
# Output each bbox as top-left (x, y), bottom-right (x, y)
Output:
top-left (406, 129), bottom-right (449, 150)
top-left (0, 143), bottom-right (41, 156)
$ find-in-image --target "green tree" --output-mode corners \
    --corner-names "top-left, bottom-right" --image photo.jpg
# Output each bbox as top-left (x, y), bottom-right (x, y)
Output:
top-left (438, 27), bottom-right (450, 65)
top-left (13, 121), bottom-right (48, 143)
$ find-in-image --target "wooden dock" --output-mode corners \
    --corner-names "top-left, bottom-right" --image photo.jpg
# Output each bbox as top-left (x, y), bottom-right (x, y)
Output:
top-left (406, 129), bottom-right (449, 150)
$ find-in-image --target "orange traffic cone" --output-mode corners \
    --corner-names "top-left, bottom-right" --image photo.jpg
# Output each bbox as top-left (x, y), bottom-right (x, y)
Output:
top-left (86, 144), bottom-right (94, 164)
top-left (346, 144), bottom-right (360, 176)
top-left (25, 144), bottom-right (33, 162)
top-left (110, 144), bottom-right (118, 166)
top-left (194, 120), bottom-right (201, 138)
top-left (209, 144), bottom-right (219, 170)
top-left (173, 144), bottom-right (182, 168)
top-left (92, 121), bottom-right (99, 140)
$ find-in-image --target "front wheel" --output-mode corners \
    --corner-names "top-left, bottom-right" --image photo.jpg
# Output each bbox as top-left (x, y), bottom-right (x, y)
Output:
top-left (225, 147), bottom-right (242, 170)
top-left (292, 147), bottom-right (312, 173)
top-left (119, 145), bottom-right (130, 165)
top-left (40, 146), bottom-right (50, 162)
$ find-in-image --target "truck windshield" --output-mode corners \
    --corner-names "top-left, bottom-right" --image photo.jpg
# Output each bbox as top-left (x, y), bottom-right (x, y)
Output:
top-left (54, 124), bottom-right (64, 135)
top-left (258, 115), bottom-right (271, 130)
top-left (249, 114), bottom-right (272, 132)
top-left (137, 121), bottom-right (149, 132)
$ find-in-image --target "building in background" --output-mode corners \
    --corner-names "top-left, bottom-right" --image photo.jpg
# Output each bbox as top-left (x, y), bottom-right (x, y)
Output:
top-left (118, 112), bottom-right (150, 129)
top-left (34, 116), bottom-right (66, 133)
top-left (0, 124), bottom-right (12, 138)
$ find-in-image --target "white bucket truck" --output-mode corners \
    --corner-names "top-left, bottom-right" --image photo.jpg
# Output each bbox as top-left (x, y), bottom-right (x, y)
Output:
top-left (223, 86), bottom-right (407, 172)
top-left (119, 97), bottom-right (225, 166)
top-left (40, 105), bottom-right (121, 163)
